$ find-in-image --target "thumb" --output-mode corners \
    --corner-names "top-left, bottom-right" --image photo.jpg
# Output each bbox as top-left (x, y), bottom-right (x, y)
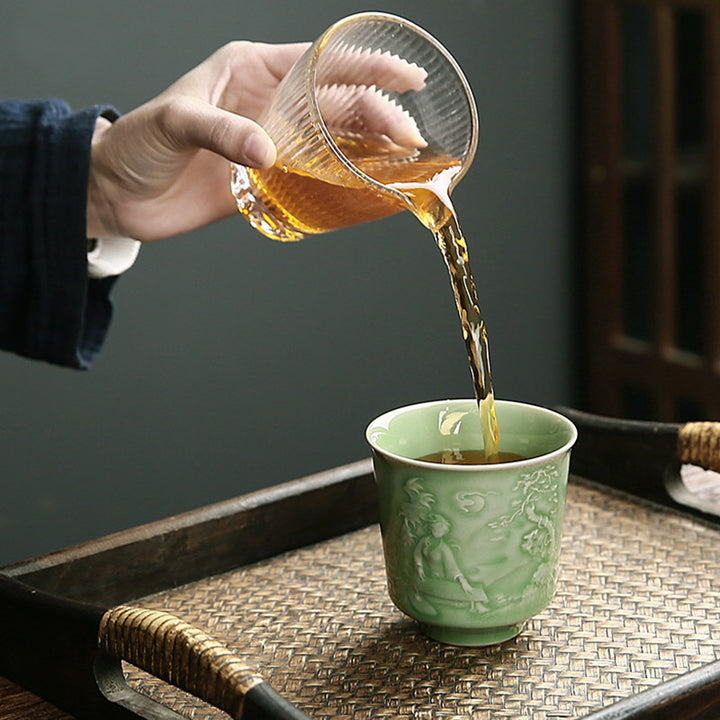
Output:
top-left (161, 96), bottom-right (277, 169)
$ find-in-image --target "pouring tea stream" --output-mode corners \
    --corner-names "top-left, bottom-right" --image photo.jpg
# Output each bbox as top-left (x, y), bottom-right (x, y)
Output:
top-left (230, 12), bottom-right (498, 458)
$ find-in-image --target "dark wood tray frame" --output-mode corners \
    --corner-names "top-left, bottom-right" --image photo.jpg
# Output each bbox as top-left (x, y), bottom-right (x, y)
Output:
top-left (2, 460), bottom-right (378, 607)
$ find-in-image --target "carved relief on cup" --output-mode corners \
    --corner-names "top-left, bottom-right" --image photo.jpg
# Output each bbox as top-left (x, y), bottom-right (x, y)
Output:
top-left (393, 465), bottom-right (562, 617)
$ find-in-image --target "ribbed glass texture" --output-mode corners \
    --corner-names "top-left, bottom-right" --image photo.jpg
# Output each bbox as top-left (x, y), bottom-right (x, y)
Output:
top-left (318, 17), bottom-right (476, 162)
top-left (231, 13), bottom-right (478, 240)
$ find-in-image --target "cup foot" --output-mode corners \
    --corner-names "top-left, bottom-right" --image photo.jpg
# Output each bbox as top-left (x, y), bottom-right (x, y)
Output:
top-left (419, 621), bottom-right (526, 646)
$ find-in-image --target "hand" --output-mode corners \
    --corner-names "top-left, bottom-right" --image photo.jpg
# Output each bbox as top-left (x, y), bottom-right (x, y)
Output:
top-left (87, 41), bottom-right (428, 243)
top-left (87, 41), bottom-right (308, 242)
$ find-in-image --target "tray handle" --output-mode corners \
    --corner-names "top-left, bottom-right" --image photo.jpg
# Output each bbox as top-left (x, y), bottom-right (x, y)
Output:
top-left (555, 408), bottom-right (720, 522)
top-left (99, 604), bottom-right (310, 720)
top-left (677, 422), bottom-right (720, 473)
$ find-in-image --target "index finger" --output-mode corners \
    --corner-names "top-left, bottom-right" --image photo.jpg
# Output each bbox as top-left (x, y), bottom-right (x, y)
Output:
top-left (319, 46), bottom-right (427, 93)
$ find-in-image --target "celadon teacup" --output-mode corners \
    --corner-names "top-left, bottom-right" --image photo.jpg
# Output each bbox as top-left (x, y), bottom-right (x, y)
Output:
top-left (366, 399), bottom-right (577, 646)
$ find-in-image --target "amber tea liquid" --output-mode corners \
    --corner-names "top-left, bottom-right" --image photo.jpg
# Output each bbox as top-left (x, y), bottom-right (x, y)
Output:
top-left (418, 449), bottom-right (524, 465)
top-left (238, 137), bottom-right (444, 236)
top-left (391, 169), bottom-right (499, 459)
top-left (240, 136), bottom-right (499, 458)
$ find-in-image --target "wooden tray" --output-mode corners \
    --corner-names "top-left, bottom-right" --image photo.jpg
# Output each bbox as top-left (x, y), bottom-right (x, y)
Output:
top-left (2, 410), bottom-right (720, 720)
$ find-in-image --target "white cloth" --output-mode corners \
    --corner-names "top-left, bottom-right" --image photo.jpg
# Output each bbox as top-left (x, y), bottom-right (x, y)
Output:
top-left (87, 236), bottom-right (141, 279)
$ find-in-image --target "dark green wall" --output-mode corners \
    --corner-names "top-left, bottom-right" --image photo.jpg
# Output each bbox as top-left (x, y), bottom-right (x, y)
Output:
top-left (0, 1), bottom-right (576, 564)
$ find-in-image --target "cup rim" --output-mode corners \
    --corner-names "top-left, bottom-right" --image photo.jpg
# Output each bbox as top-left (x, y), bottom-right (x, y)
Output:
top-left (365, 398), bottom-right (578, 471)
top-left (306, 12), bottom-right (479, 208)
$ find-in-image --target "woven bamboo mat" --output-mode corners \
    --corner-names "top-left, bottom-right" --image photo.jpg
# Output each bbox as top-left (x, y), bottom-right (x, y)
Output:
top-left (126, 478), bottom-right (720, 719)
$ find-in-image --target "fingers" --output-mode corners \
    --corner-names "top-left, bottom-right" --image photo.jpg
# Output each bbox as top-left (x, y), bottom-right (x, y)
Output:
top-left (320, 46), bottom-right (427, 93)
top-left (317, 84), bottom-right (427, 149)
top-left (257, 41), bottom-right (311, 82)
top-left (239, 129), bottom-right (276, 168)
top-left (315, 45), bottom-right (428, 150)
top-left (161, 97), bottom-right (277, 168)
top-left (168, 41), bottom-right (311, 124)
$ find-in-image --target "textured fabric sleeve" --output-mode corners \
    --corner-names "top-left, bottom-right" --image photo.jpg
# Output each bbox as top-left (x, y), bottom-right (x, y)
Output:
top-left (0, 99), bottom-right (121, 369)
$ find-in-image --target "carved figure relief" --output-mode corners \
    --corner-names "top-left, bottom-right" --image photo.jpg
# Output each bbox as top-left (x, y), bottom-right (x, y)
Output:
top-left (395, 465), bottom-right (562, 617)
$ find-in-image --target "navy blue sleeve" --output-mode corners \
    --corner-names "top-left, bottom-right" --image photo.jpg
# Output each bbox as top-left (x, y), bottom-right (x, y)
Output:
top-left (0, 99), bottom-right (121, 369)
